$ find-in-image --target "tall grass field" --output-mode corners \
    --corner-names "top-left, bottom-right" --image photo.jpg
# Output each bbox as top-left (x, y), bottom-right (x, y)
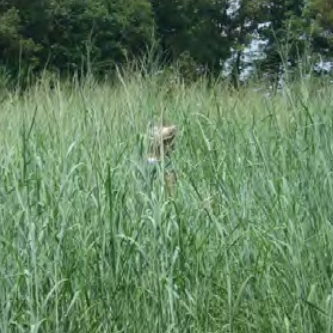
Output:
top-left (1, 71), bottom-right (333, 333)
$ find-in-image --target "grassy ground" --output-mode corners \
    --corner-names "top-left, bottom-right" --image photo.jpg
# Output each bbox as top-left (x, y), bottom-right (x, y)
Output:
top-left (1, 71), bottom-right (333, 332)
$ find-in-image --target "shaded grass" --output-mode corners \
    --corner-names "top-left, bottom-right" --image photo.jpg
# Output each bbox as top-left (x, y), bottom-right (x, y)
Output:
top-left (1, 71), bottom-right (333, 332)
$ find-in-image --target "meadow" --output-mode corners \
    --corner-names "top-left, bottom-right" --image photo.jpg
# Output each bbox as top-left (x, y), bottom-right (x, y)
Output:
top-left (1, 70), bottom-right (333, 333)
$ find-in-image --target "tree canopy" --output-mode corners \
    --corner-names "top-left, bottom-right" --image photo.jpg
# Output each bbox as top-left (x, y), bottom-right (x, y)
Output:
top-left (0, 0), bottom-right (332, 82)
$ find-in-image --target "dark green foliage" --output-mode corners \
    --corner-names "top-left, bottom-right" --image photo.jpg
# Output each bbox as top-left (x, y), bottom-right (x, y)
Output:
top-left (255, 0), bottom-right (307, 81)
top-left (0, 0), bottom-right (333, 81)
top-left (43, 0), bottom-right (155, 73)
top-left (227, 0), bottom-right (264, 88)
top-left (0, 0), bottom-right (155, 76)
top-left (305, 0), bottom-right (333, 58)
top-left (151, 0), bottom-right (232, 76)
top-left (0, 6), bottom-right (40, 71)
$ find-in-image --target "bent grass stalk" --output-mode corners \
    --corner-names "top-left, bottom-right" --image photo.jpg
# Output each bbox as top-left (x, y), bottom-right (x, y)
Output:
top-left (0, 71), bottom-right (333, 332)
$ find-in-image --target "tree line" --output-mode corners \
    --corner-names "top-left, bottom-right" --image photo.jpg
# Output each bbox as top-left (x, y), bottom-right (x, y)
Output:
top-left (0, 0), bottom-right (332, 84)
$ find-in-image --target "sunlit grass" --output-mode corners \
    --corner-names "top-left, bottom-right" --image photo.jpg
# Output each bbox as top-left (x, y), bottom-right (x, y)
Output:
top-left (1, 71), bottom-right (333, 332)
